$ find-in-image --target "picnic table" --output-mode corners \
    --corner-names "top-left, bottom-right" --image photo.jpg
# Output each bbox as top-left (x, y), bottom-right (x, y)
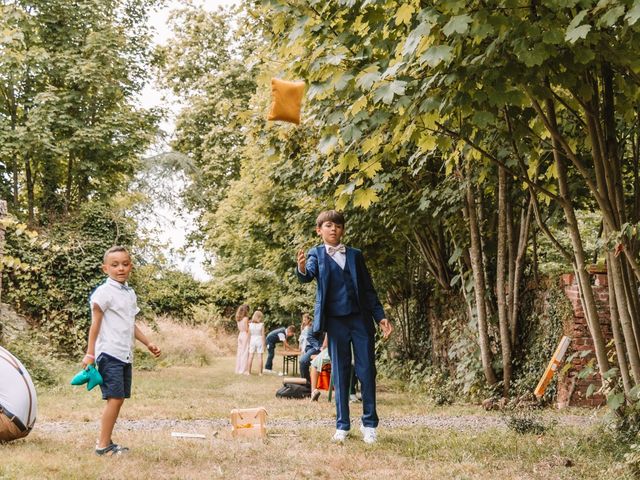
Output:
top-left (275, 348), bottom-right (301, 376)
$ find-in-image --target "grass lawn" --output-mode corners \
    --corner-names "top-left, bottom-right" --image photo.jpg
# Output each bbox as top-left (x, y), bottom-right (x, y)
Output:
top-left (0, 324), bottom-right (633, 479)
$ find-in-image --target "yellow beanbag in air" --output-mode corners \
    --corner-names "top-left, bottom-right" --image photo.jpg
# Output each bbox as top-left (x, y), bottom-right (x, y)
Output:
top-left (268, 78), bottom-right (305, 124)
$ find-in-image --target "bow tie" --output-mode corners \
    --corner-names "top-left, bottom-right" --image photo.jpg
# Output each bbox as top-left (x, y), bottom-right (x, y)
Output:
top-left (327, 244), bottom-right (346, 256)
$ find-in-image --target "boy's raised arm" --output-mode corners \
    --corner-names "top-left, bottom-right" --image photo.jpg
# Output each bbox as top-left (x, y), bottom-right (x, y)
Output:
top-left (296, 249), bottom-right (307, 274)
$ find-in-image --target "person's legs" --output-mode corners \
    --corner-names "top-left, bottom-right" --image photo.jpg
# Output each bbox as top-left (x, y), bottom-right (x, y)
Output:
top-left (327, 317), bottom-right (353, 432)
top-left (299, 347), bottom-right (318, 382)
top-left (98, 398), bottom-right (124, 449)
top-left (95, 353), bottom-right (131, 450)
top-left (310, 365), bottom-right (319, 389)
top-left (310, 365), bottom-right (322, 401)
top-left (351, 320), bottom-right (378, 428)
top-left (247, 352), bottom-right (254, 374)
top-left (264, 342), bottom-right (275, 370)
top-left (257, 353), bottom-right (263, 374)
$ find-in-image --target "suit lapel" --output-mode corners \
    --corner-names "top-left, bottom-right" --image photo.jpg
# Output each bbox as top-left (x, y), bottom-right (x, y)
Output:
top-left (317, 245), bottom-right (329, 296)
top-left (346, 247), bottom-right (359, 301)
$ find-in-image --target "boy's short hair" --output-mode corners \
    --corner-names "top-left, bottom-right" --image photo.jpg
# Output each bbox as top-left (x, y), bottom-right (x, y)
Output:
top-left (287, 325), bottom-right (296, 333)
top-left (103, 245), bottom-right (131, 263)
top-left (316, 210), bottom-right (345, 228)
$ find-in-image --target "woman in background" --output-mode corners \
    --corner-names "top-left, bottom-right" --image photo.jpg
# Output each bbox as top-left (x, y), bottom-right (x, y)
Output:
top-left (235, 304), bottom-right (250, 374)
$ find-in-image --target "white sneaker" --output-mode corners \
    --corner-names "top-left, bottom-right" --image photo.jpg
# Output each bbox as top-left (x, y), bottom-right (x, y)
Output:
top-left (263, 369), bottom-right (276, 375)
top-left (331, 429), bottom-right (349, 443)
top-left (349, 394), bottom-right (360, 403)
top-left (360, 425), bottom-right (377, 444)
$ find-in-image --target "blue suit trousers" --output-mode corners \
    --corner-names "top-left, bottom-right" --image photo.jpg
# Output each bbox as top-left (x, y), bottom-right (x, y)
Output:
top-left (326, 313), bottom-right (378, 431)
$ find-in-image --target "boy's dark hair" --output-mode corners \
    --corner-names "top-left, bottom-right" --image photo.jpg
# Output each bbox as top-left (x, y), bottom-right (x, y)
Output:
top-left (103, 245), bottom-right (130, 263)
top-left (316, 210), bottom-right (345, 228)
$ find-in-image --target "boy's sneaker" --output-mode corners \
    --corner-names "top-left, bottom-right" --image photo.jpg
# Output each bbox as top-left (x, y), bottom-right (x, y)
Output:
top-left (349, 394), bottom-right (361, 403)
top-left (263, 369), bottom-right (276, 375)
top-left (95, 443), bottom-right (129, 456)
top-left (360, 425), bottom-right (377, 444)
top-left (311, 389), bottom-right (321, 401)
top-left (331, 429), bottom-right (349, 443)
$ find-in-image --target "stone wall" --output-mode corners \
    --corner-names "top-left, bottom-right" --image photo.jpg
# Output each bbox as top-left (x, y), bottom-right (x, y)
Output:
top-left (556, 269), bottom-right (612, 408)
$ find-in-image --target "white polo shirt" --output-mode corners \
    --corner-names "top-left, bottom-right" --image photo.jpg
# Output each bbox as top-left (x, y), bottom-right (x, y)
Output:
top-left (90, 277), bottom-right (139, 363)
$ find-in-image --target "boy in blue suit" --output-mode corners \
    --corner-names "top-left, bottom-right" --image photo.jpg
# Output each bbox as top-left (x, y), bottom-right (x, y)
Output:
top-left (296, 210), bottom-right (393, 444)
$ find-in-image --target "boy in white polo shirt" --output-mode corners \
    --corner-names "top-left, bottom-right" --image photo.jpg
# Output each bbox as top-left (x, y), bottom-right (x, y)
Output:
top-left (81, 246), bottom-right (161, 456)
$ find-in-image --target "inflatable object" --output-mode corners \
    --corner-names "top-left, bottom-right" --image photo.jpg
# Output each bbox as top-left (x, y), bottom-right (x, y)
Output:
top-left (70, 364), bottom-right (103, 391)
top-left (267, 78), bottom-right (305, 124)
top-left (0, 346), bottom-right (37, 442)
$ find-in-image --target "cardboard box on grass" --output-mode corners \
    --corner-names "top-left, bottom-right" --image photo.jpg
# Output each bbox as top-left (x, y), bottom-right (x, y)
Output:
top-left (230, 407), bottom-right (267, 439)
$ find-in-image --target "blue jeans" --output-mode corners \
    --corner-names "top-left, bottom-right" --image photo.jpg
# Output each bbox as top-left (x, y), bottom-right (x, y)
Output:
top-left (264, 341), bottom-right (277, 370)
top-left (299, 345), bottom-right (321, 382)
top-left (326, 313), bottom-right (377, 431)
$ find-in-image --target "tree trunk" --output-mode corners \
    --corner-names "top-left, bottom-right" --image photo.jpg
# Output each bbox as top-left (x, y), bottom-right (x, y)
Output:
top-left (496, 167), bottom-right (512, 395)
top-left (511, 198), bottom-right (533, 347)
top-left (545, 97), bottom-right (611, 377)
top-left (24, 153), bottom-right (35, 226)
top-left (464, 176), bottom-right (498, 386)
top-left (607, 272), bottom-right (633, 395)
top-left (607, 252), bottom-right (640, 383)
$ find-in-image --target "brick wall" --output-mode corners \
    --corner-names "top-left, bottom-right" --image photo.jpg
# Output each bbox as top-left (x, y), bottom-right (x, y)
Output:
top-left (556, 269), bottom-right (612, 408)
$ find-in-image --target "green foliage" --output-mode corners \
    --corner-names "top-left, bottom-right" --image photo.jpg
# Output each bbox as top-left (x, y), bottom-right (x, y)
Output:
top-left (157, 3), bottom-right (262, 224)
top-left (377, 349), bottom-right (456, 405)
top-left (0, 0), bottom-right (160, 224)
top-left (511, 281), bottom-right (572, 398)
top-left (131, 264), bottom-right (209, 320)
top-left (504, 409), bottom-right (554, 436)
top-left (1, 201), bottom-right (136, 355)
top-left (2, 333), bottom-right (59, 388)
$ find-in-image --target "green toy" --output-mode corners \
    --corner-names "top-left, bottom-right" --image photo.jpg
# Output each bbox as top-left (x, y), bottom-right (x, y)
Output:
top-left (70, 364), bottom-right (103, 391)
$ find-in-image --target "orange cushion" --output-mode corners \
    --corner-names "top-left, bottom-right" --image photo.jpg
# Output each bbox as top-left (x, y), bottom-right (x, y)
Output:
top-left (267, 78), bottom-right (305, 124)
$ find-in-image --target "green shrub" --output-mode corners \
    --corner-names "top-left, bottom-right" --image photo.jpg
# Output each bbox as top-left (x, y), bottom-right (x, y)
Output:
top-left (504, 408), bottom-right (555, 435)
top-left (1, 201), bottom-right (136, 356)
top-left (2, 334), bottom-right (59, 388)
top-left (131, 264), bottom-right (209, 320)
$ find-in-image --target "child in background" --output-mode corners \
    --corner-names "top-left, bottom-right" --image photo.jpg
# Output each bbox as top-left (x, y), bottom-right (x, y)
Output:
top-left (298, 313), bottom-right (312, 353)
top-left (310, 334), bottom-right (330, 401)
top-left (82, 246), bottom-right (161, 456)
top-left (247, 310), bottom-right (266, 375)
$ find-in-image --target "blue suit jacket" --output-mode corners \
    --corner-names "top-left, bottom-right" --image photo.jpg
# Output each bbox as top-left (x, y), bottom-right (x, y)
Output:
top-left (296, 244), bottom-right (386, 334)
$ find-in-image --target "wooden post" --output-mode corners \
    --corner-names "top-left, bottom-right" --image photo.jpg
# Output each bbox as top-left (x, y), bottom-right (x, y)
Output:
top-left (535, 336), bottom-right (571, 398)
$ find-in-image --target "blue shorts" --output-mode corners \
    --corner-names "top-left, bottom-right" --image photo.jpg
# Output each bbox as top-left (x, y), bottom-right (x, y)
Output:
top-left (96, 353), bottom-right (132, 400)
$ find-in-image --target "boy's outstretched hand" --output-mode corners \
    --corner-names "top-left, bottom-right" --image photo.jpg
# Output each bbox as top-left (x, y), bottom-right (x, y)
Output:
top-left (147, 343), bottom-right (161, 358)
top-left (379, 319), bottom-right (393, 340)
top-left (296, 248), bottom-right (306, 274)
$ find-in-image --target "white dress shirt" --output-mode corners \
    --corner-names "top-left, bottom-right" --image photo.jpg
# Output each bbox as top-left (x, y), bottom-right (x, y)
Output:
top-left (325, 244), bottom-right (346, 269)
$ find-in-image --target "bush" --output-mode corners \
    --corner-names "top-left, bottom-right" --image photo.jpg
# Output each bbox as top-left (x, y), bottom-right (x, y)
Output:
top-left (2, 334), bottom-right (59, 388)
top-left (504, 408), bottom-right (555, 435)
top-left (131, 265), bottom-right (209, 320)
top-left (1, 201), bottom-right (136, 356)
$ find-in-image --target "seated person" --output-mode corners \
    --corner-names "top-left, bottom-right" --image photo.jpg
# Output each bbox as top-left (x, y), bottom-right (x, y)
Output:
top-left (309, 335), bottom-right (359, 403)
top-left (310, 348), bottom-right (331, 402)
top-left (299, 330), bottom-right (323, 383)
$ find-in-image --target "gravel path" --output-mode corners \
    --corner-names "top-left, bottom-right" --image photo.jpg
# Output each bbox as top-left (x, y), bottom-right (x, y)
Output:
top-left (35, 413), bottom-right (597, 434)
